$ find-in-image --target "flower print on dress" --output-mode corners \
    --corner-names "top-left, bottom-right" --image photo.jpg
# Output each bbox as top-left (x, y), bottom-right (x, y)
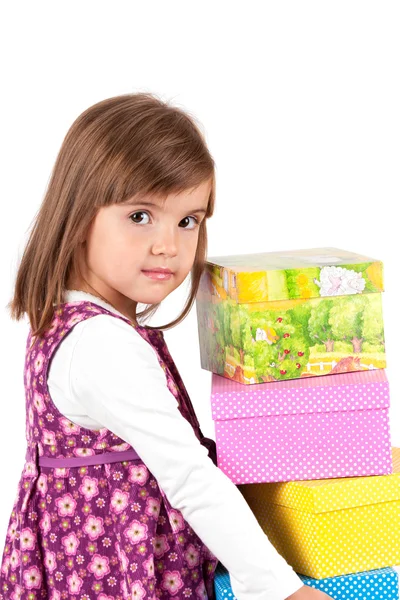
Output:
top-left (124, 521), bottom-right (148, 545)
top-left (145, 496), bottom-right (161, 520)
top-left (36, 473), bottom-right (48, 496)
top-left (79, 476), bottom-right (99, 501)
top-left (42, 428), bottom-right (56, 446)
top-left (39, 511), bottom-right (51, 535)
top-left (61, 532), bottom-right (80, 555)
top-left (115, 541), bottom-right (129, 573)
top-left (143, 555), bottom-right (155, 578)
top-left (128, 464), bottom-right (149, 486)
top-left (87, 554), bottom-right (110, 579)
top-left (59, 417), bottom-right (80, 435)
top-left (28, 405), bottom-right (34, 427)
top-left (55, 493), bottom-right (77, 517)
top-left (184, 543), bottom-right (201, 568)
top-left (110, 488), bottom-right (129, 514)
top-left (109, 441), bottom-right (131, 452)
top-left (9, 584), bottom-right (23, 600)
top-left (0, 300), bottom-right (219, 599)
top-left (20, 528), bottom-right (35, 551)
top-left (8, 549), bottom-right (20, 572)
top-left (67, 569), bottom-right (84, 594)
top-left (7, 521), bottom-right (18, 542)
top-left (169, 508), bottom-right (186, 533)
top-left (23, 461), bottom-right (37, 478)
top-left (161, 570), bottom-right (184, 596)
top-left (23, 565), bottom-right (42, 589)
top-left (33, 391), bottom-right (46, 414)
top-left (83, 516), bottom-right (105, 541)
top-left (66, 312), bottom-right (87, 329)
top-left (33, 351), bottom-right (45, 375)
top-left (54, 466), bottom-right (69, 478)
top-left (74, 446), bottom-right (95, 457)
top-left (44, 549), bottom-right (57, 573)
top-left (130, 579), bottom-right (146, 599)
top-left (153, 534), bottom-right (170, 558)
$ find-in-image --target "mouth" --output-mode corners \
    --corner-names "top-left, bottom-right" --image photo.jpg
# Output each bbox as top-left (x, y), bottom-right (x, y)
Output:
top-left (141, 269), bottom-right (174, 281)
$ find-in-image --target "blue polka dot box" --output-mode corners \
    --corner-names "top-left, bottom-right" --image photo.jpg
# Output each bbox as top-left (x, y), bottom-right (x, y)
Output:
top-left (214, 562), bottom-right (400, 600)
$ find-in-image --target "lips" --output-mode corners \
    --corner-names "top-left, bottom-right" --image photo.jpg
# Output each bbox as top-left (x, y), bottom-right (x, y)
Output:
top-left (142, 268), bottom-right (173, 274)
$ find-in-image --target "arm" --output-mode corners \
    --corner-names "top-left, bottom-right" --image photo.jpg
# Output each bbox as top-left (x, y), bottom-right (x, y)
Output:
top-left (287, 588), bottom-right (333, 599)
top-left (69, 314), bottom-right (306, 600)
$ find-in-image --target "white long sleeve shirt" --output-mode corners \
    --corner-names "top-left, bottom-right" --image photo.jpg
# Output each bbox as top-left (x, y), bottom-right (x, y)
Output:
top-left (48, 289), bottom-right (304, 600)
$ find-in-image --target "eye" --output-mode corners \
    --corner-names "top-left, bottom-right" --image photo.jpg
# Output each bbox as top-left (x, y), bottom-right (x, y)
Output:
top-left (179, 216), bottom-right (198, 229)
top-left (129, 211), bottom-right (151, 225)
top-left (129, 211), bottom-right (199, 229)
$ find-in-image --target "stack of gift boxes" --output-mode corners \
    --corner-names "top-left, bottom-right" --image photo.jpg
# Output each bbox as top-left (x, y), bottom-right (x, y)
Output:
top-left (195, 247), bottom-right (400, 600)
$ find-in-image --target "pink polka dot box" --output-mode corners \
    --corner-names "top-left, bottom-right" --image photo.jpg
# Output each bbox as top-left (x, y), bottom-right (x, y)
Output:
top-left (210, 368), bottom-right (392, 484)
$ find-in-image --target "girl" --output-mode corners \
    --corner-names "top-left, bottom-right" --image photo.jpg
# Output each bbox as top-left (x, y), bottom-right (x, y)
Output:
top-left (0, 93), bottom-right (333, 600)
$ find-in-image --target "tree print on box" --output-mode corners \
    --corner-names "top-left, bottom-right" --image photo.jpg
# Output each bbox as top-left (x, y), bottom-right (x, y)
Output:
top-left (195, 247), bottom-right (385, 384)
top-left (0, 301), bottom-right (218, 599)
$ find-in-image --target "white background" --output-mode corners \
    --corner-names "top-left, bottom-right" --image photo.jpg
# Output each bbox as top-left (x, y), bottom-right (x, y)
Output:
top-left (0, 1), bottom-right (399, 541)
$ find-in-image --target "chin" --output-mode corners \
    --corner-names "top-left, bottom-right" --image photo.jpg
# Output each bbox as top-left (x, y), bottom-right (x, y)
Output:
top-left (136, 291), bottom-right (172, 305)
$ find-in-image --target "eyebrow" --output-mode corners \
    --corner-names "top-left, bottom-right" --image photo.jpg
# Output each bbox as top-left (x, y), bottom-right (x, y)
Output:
top-left (123, 200), bottom-right (207, 214)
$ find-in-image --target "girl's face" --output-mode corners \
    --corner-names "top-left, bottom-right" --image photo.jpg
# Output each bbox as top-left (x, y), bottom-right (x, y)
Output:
top-left (75, 179), bottom-right (212, 318)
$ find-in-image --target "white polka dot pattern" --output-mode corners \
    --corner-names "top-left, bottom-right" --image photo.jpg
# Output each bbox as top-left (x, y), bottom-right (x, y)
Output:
top-left (214, 563), bottom-right (236, 599)
top-left (300, 567), bottom-right (399, 599)
top-left (237, 449), bottom-right (400, 579)
top-left (214, 562), bottom-right (400, 600)
top-left (211, 370), bottom-right (389, 420)
top-left (212, 369), bottom-right (392, 484)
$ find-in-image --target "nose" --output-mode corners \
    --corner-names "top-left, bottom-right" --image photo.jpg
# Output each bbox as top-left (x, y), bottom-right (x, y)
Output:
top-left (151, 225), bottom-right (178, 257)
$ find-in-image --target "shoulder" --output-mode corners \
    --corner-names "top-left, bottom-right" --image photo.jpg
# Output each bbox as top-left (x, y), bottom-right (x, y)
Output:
top-left (69, 313), bottom-right (170, 401)
top-left (70, 312), bottom-right (161, 369)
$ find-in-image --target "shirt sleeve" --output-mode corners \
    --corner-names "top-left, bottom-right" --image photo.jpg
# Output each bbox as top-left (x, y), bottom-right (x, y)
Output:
top-left (68, 314), bottom-right (304, 600)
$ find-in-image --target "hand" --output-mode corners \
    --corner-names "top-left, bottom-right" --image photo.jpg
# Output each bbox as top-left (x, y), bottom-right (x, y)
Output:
top-left (285, 585), bottom-right (334, 600)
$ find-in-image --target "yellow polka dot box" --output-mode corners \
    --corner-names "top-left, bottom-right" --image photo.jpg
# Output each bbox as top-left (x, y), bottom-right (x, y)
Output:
top-left (214, 561), bottom-right (400, 600)
top-left (195, 246), bottom-right (385, 385)
top-left (211, 368), bottom-right (391, 484)
top-left (237, 448), bottom-right (400, 579)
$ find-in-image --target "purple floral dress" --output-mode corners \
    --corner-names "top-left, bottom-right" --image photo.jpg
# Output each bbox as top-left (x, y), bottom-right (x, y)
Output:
top-left (0, 301), bottom-right (219, 600)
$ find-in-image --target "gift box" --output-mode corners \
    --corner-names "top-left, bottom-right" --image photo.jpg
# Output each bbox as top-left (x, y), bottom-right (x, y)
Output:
top-left (299, 566), bottom-right (400, 599)
top-left (211, 368), bottom-right (392, 484)
top-left (214, 562), bottom-right (400, 600)
top-left (237, 448), bottom-right (400, 578)
top-left (196, 247), bottom-right (385, 384)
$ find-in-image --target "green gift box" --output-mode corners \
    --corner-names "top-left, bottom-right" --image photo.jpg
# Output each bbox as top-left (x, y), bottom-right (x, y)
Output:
top-left (196, 247), bottom-right (385, 385)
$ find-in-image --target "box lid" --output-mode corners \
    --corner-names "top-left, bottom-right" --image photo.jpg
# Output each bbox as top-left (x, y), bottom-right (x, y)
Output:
top-left (239, 448), bottom-right (400, 513)
top-left (211, 369), bottom-right (389, 421)
top-left (300, 566), bottom-right (399, 586)
top-left (205, 247), bottom-right (384, 303)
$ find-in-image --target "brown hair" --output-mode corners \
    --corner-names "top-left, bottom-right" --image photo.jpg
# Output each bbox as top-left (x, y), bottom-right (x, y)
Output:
top-left (7, 93), bottom-right (216, 338)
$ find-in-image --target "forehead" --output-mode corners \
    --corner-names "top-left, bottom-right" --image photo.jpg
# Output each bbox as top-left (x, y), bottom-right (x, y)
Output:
top-left (122, 180), bottom-right (211, 210)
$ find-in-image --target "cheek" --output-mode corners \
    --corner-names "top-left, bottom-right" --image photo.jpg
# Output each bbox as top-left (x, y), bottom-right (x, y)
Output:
top-left (86, 229), bottom-right (122, 275)
top-left (180, 235), bottom-right (199, 269)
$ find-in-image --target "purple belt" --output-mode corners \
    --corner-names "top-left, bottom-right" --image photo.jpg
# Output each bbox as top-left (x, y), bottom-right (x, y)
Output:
top-left (38, 449), bottom-right (141, 468)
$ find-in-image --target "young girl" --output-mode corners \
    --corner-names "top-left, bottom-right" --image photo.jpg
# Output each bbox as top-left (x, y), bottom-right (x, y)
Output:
top-left (0, 93), bottom-right (333, 600)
